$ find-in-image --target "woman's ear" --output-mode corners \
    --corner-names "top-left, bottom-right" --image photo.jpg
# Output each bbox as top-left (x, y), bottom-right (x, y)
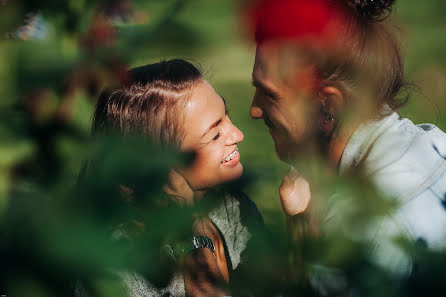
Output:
top-left (316, 86), bottom-right (344, 138)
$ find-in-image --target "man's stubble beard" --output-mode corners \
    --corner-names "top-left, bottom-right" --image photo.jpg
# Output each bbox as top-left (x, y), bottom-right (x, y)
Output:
top-left (275, 126), bottom-right (330, 166)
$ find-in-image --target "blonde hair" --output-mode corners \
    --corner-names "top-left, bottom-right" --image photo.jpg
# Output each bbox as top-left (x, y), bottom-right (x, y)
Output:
top-left (92, 59), bottom-right (203, 149)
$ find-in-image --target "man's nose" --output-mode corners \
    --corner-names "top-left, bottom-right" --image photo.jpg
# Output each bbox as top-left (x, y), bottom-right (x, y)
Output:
top-left (250, 93), bottom-right (263, 119)
top-left (250, 105), bottom-right (263, 119)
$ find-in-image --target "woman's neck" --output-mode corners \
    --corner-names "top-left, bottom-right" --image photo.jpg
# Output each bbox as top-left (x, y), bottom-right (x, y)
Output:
top-left (192, 189), bottom-right (207, 202)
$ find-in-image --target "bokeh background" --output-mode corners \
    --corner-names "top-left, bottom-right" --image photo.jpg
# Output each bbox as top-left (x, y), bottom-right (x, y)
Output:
top-left (1, 0), bottom-right (446, 296)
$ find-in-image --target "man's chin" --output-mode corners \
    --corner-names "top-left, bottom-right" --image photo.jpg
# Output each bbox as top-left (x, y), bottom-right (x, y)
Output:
top-left (274, 142), bottom-right (298, 164)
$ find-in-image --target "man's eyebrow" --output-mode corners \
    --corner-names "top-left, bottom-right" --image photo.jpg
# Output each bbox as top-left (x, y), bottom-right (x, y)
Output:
top-left (201, 96), bottom-right (227, 138)
top-left (251, 80), bottom-right (279, 98)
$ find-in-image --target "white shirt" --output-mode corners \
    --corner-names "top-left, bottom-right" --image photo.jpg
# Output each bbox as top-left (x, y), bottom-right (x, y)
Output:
top-left (339, 108), bottom-right (446, 274)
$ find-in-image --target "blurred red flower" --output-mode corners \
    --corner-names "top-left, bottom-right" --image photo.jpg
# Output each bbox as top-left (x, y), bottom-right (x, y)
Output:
top-left (248, 0), bottom-right (348, 46)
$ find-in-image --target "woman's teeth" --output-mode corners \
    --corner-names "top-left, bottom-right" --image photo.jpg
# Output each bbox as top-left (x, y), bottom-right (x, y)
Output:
top-left (221, 148), bottom-right (238, 164)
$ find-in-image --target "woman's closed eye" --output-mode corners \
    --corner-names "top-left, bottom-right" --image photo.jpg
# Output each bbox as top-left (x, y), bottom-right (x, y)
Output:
top-left (213, 132), bottom-right (221, 141)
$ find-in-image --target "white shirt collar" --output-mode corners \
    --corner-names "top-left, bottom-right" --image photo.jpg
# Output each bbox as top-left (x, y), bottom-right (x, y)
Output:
top-left (339, 105), bottom-right (400, 175)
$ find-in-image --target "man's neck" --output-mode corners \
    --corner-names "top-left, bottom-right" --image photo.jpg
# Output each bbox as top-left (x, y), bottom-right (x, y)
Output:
top-left (327, 114), bottom-right (363, 169)
top-left (327, 129), bottom-right (352, 169)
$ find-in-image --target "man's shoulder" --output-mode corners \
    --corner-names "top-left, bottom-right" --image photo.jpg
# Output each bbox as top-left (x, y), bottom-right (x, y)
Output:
top-left (364, 118), bottom-right (446, 201)
top-left (365, 119), bottom-right (446, 251)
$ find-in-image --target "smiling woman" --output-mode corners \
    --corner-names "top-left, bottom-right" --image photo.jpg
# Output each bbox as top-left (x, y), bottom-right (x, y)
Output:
top-left (179, 80), bottom-right (244, 190)
top-left (76, 59), bottom-right (262, 297)
top-left (93, 60), bottom-right (244, 191)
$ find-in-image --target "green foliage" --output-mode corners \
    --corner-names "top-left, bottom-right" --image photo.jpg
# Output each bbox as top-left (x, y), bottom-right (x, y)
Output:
top-left (1, 1), bottom-right (446, 297)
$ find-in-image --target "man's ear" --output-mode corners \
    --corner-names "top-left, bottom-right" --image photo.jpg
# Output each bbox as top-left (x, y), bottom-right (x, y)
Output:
top-left (317, 86), bottom-right (344, 111)
top-left (316, 86), bottom-right (344, 138)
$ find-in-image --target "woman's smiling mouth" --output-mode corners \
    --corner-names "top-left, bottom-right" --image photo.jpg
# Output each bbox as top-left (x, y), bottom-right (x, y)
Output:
top-left (221, 148), bottom-right (240, 167)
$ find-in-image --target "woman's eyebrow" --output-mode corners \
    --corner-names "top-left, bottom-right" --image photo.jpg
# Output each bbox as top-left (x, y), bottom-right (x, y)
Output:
top-left (201, 96), bottom-right (227, 138)
top-left (201, 118), bottom-right (222, 138)
top-left (220, 96), bottom-right (228, 114)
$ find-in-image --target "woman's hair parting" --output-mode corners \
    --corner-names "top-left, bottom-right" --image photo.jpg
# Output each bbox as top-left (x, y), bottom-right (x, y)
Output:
top-left (92, 59), bottom-right (203, 149)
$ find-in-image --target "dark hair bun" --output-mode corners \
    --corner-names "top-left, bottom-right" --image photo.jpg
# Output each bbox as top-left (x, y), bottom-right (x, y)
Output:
top-left (346, 0), bottom-right (396, 21)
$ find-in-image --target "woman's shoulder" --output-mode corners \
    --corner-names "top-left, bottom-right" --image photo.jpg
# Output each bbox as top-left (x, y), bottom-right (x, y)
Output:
top-left (210, 190), bottom-right (264, 231)
top-left (227, 191), bottom-right (264, 223)
top-left (208, 190), bottom-right (264, 270)
top-left (73, 270), bottom-right (186, 297)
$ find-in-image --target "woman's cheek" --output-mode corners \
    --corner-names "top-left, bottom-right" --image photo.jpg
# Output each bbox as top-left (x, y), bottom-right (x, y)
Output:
top-left (198, 146), bottom-right (222, 174)
top-left (184, 147), bottom-right (223, 189)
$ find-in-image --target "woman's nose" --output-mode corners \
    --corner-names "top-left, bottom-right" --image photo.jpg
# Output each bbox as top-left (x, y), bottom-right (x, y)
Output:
top-left (226, 119), bottom-right (244, 145)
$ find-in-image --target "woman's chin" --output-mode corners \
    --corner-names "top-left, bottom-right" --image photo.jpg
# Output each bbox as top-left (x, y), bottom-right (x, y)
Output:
top-left (224, 163), bottom-right (243, 183)
top-left (186, 161), bottom-right (244, 191)
top-left (209, 163), bottom-right (244, 188)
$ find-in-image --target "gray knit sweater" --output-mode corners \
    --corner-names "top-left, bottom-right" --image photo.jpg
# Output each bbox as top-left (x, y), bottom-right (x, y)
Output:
top-left (74, 192), bottom-right (261, 297)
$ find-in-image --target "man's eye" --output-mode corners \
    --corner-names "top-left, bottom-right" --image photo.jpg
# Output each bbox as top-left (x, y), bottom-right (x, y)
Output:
top-left (213, 132), bottom-right (221, 141)
top-left (265, 91), bottom-right (279, 100)
top-left (260, 88), bottom-right (279, 100)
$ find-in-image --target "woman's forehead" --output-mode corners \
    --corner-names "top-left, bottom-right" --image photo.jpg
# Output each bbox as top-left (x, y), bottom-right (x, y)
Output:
top-left (180, 81), bottom-right (226, 149)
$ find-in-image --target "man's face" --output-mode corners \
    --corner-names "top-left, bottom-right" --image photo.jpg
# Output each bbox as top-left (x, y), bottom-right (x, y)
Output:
top-left (250, 43), bottom-right (319, 162)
